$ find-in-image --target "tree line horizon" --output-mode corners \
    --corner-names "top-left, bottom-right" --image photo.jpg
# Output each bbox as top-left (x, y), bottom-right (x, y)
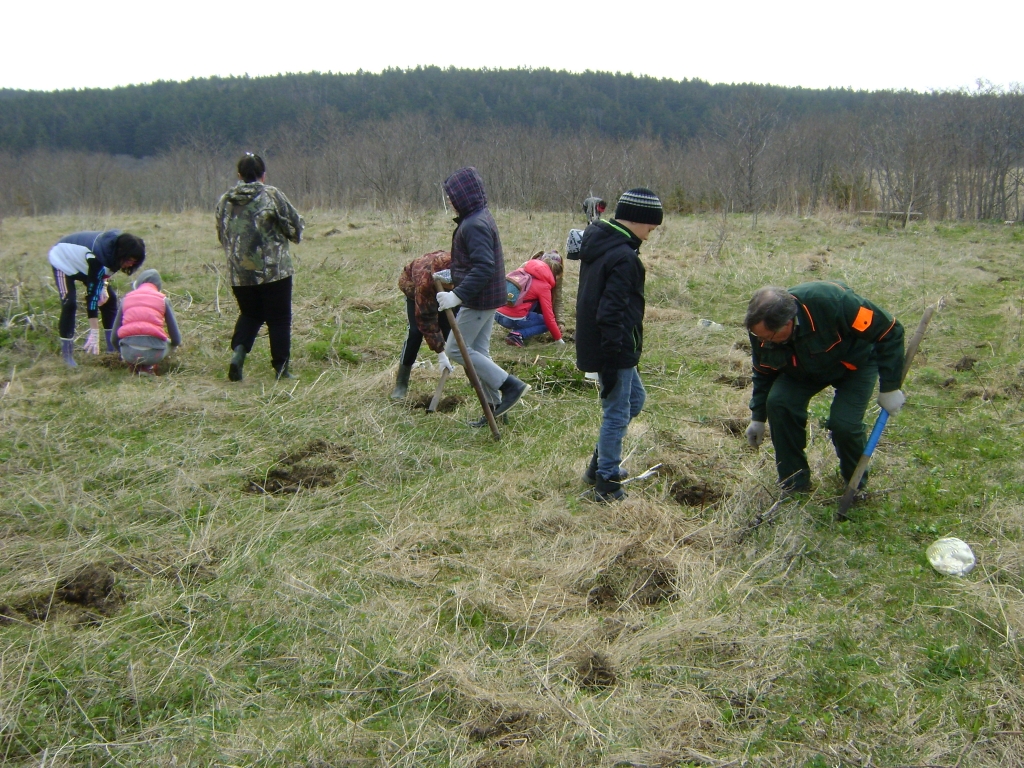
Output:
top-left (1, 68), bottom-right (1021, 221)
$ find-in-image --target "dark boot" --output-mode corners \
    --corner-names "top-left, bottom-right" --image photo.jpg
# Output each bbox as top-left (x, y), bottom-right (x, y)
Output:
top-left (274, 360), bottom-right (296, 380)
top-left (469, 408), bottom-right (505, 428)
top-left (493, 375), bottom-right (529, 417)
top-left (595, 474), bottom-right (625, 503)
top-left (228, 345), bottom-right (246, 382)
top-left (104, 329), bottom-right (115, 352)
top-left (60, 338), bottom-right (77, 368)
top-left (583, 449), bottom-right (598, 486)
top-left (391, 364), bottom-right (413, 399)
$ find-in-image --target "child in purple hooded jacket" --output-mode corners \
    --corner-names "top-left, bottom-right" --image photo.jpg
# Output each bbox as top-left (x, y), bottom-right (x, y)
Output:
top-left (434, 167), bottom-right (529, 425)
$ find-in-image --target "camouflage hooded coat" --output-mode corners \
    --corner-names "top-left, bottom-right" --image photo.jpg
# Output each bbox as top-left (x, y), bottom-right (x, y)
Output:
top-left (215, 182), bottom-right (304, 287)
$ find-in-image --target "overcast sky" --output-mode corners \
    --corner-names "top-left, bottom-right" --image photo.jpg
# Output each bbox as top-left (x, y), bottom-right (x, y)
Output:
top-left (4, 0), bottom-right (1020, 93)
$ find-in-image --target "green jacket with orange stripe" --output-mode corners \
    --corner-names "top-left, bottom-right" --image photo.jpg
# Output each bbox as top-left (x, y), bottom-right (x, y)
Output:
top-left (748, 281), bottom-right (905, 422)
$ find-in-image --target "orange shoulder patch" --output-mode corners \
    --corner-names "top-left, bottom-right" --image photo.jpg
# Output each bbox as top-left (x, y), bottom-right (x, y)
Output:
top-left (852, 306), bottom-right (874, 332)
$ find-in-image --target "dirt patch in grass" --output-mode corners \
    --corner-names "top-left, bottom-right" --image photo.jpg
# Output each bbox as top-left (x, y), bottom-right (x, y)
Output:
top-left (586, 545), bottom-right (678, 609)
top-left (715, 417), bottom-right (747, 436)
top-left (574, 650), bottom-right (617, 689)
top-left (410, 393), bottom-right (463, 412)
top-left (953, 356), bottom-right (977, 372)
top-left (98, 354), bottom-right (130, 370)
top-left (714, 373), bottom-right (751, 389)
top-left (0, 563), bottom-right (124, 626)
top-left (670, 479), bottom-right (724, 507)
top-left (246, 439), bottom-right (354, 494)
top-left (469, 708), bottom-right (537, 742)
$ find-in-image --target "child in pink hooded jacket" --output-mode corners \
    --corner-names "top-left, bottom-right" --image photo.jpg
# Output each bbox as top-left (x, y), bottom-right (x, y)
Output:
top-left (495, 251), bottom-right (565, 347)
top-left (111, 269), bottom-right (182, 375)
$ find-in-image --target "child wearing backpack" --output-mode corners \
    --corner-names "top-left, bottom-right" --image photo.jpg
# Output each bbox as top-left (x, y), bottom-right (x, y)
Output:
top-left (495, 251), bottom-right (564, 347)
top-left (111, 269), bottom-right (182, 375)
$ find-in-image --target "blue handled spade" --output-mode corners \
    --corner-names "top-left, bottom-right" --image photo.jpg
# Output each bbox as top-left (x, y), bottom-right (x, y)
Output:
top-left (836, 300), bottom-right (940, 521)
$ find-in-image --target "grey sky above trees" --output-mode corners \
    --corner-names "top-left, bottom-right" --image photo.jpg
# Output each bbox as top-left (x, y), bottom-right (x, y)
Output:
top-left (3, 0), bottom-right (1020, 93)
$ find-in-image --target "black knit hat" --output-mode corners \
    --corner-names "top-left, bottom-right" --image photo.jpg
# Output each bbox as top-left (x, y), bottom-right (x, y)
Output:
top-left (614, 188), bottom-right (663, 226)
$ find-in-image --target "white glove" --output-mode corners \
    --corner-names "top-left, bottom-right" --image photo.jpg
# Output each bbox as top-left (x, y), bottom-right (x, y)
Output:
top-left (437, 351), bottom-right (454, 373)
top-left (436, 291), bottom-right (462, 311)
top-left (745, 421), bottom-right (767, 447)
top-left (97, 284), bottom-right (109, 306)
top-left (877, 389), bottom-right (906, 415)
top-left (554, 338), bottom-right (566, 345)
top-left (82, 329), bottom-right (100, 354)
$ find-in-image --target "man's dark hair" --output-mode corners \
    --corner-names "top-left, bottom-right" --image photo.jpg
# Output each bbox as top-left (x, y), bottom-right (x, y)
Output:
top-left (237, 153), bottom-right (266, 183)
top-left (745, 286), bottom-right (798, 331)
top-left (114, 233), bottom-right (146, 274)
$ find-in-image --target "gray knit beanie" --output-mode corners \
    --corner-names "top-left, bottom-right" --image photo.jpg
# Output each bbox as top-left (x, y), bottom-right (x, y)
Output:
top-left (614, 188), bottom-right (664, 226)
top-left (133, 269), bottom-right (162, 290)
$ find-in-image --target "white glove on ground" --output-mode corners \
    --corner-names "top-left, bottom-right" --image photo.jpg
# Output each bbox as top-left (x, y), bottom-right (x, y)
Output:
top-left (877, 389), bottom-right (906, 415)
top-left (436, 291), bottom-right (462, 311)
top-left (437, 351), bottom-right (454, 373)
top-left (82, 329), bottom-right (100, 354)
top-left (746, 420), bottom-right (767, 447)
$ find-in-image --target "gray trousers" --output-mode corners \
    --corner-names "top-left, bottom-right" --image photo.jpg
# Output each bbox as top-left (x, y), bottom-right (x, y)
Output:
top-left (120, 337), bottom-right (169, 365)
top-left (444, 307), bottom-right (508, 405)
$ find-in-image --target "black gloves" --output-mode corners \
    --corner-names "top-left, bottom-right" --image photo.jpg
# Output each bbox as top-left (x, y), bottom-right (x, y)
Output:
top-left (599, 365), bottom-right (618, 399)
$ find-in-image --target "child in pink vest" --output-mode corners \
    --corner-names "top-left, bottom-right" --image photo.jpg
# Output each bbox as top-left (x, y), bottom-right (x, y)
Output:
top-left (111, 269), bottom-right (182, 375)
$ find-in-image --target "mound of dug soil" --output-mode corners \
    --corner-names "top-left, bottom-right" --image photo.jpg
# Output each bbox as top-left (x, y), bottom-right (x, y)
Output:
top-left (246, 438), bottom-right (354, 494)
top-left (410, 394), bottom-right (462, 412)
top-left (0, 563), bottom-right (124, 626)
top-left (574, 650), bottom-right (617, 688)
top-left (585, 545), bottom-right (679, 609)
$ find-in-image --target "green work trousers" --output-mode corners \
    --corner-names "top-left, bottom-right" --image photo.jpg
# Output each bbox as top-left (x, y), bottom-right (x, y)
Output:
top-left (765, 364), bottom-right (877, 490)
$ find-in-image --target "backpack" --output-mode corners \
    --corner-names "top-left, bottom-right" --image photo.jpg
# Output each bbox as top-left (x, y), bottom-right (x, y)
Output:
top-left (505, 267), bottom-right (534, 307)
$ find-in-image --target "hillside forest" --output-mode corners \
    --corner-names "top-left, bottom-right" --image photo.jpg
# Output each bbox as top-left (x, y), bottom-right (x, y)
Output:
top-left (0, 68), bottom-right (1022, 221)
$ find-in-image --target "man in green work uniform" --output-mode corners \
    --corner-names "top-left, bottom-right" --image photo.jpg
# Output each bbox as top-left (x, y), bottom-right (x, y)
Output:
top-left (744, 282), bottom-right (906, 493)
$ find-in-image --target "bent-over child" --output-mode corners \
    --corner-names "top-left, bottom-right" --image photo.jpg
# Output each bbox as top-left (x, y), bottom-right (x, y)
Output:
top-left (392, 250), bottom-right (456, 399)
top-left (495, 251), bottom-right (565, 347)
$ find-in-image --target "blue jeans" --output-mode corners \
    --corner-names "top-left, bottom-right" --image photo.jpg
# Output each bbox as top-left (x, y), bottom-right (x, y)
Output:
top-left (597, 367), bottom-right (646, 480)
top-left (494, 309), bottom-right (548, 339)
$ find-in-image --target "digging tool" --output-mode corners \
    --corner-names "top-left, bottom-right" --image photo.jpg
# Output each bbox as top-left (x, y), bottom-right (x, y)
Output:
top-left (434, 278), bottom-right (501, 440)
top-left (426, 366), bottom-right (451, 413)
top-left (836, 300), bottom-right (940, 521)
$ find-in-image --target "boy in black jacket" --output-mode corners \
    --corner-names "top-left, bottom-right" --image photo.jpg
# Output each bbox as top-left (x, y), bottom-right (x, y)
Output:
top-left (576, 188), bottom-right (662, 501)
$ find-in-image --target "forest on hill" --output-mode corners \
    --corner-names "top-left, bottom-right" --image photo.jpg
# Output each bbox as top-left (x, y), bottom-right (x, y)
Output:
top-left (0, 68), bottom-right (1021, 220)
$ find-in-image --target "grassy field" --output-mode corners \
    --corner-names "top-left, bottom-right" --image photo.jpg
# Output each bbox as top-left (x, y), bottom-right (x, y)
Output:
top-left (2, 209), bottom-right (1024, 767)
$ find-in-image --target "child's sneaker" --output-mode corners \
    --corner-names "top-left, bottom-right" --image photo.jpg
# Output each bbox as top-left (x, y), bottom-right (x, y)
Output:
top-left (505, 331), bottom-right (525, 347)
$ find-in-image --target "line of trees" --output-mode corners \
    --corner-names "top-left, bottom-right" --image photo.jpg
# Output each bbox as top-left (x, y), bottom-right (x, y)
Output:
top-left (1, 78), bottom-right (1022, 221)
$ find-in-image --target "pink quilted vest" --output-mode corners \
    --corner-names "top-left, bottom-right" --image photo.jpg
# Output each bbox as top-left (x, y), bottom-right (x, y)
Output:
top-left (118, 283), bottom-right (169, 340)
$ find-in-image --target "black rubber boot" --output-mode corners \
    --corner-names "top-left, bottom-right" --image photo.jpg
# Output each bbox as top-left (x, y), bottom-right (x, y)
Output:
top-left (583, 449), bottom-right (598, 486)
top-left (228, 345), bottom-right (246, 382)
top-left (595, 475), bottom-right (625, 503)
top-left (60, 338), bottom-right (77, 368)
top-left (391, 364), bottom-right (412, 399)
top-left (274, 360), bottom-right (296, 380)
top-left (104, 329), bottom-right (116, 352)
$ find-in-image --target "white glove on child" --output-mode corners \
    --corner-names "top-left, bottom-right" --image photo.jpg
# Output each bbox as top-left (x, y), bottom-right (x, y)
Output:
top-left (97, 284), bottom-right (109, 306)
top-left (554, 338), bottom-right (566, 345)
top-left (437, 351), bottom-right (454, 373)
top-left (82, 329), bottom-right (100, 354)
top-left (746, 420), bottom-right (767, 447)
top-left (436, 291), bottom-right (462, 311)
top-left (877, 389), bottom-right (906, 415)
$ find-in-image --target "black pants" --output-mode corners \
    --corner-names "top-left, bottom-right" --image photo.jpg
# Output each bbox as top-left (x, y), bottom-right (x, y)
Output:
top-left (400, 297), bottom-right (454, 367)
top-left (231, 276), bottom-right (292, 369)
top-left (53, 269), bottom-right (118, 339)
